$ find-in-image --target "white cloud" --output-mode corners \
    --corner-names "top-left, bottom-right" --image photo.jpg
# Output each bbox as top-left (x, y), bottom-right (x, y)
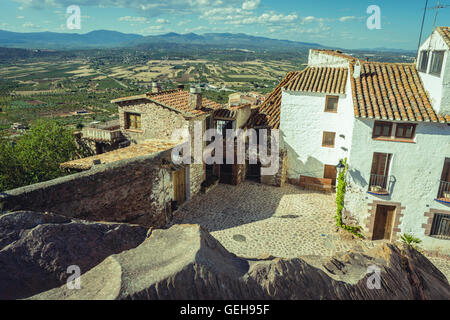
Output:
top-left (339, 16), bottom-right (356, 22)
top-left (242, 0), bottom-right (260, 10)
top-left (156, 18), bottom-right (169, 24)
top-left (17, 16), bottom-right (25, 19)
top-left (118, 16), bottom-right (148, 23)
top-left (226, 12), bottom-right (299, 25)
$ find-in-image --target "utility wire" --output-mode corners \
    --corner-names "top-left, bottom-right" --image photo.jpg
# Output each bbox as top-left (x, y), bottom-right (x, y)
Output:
top-left (417, 0), bottom-right (429, 55)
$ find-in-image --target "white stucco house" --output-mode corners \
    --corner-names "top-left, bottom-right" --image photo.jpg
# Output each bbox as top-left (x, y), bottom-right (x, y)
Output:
top-left (261, 27), bottom-right (450, 253)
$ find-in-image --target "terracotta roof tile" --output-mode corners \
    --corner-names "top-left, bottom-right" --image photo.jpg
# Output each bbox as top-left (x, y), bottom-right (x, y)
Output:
top-left (436, 26), bottom-right (450, 47)
top-left (112, 89), bottom-right (223, 117)
top-left (285, 67), bottom-right (348, 94)
top-left (351, 62), bottom-right (447, 123)
top-left (213, 108), bottom-right (238, 119)
top-left (245, 71), bottom-right (300, 129)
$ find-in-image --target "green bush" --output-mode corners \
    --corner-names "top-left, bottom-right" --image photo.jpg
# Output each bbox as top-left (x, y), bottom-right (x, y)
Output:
top-left (0, 120), bottom-right (85, 192)
top-left (335, 158), bottom-right (364, 239)
top-left (400, 233), bottom-right (422, 250)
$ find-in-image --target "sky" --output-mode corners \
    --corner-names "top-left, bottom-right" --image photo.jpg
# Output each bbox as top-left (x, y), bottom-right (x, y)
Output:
top-left (0, 0), bottom-right (449, 50)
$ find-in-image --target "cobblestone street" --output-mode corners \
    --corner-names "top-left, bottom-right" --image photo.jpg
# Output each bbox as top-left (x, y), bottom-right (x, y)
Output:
top-left (172, 181), bottom-right (449, 281)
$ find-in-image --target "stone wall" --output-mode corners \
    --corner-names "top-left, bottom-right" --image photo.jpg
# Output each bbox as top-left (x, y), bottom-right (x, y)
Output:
top-left (261, 149), bottom-right (287, 187)
top-left (118, 102), bottom-right (188, 143)
top-left (0, 150), bottom-right (176, 228)
top-left (189, 163), bottom-right (205, 199)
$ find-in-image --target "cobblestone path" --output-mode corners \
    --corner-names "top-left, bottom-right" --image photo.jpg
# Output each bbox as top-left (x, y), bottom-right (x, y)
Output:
top-left (172, 181), bottom-right (449, 281)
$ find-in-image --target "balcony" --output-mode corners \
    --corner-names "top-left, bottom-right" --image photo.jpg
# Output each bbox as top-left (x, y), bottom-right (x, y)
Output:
top-left (436, 180), bottom-right (450, 204)
top-left (368, 174), bottom-right (391, 195)
top-left (82, 120), bottom-right (124, 143)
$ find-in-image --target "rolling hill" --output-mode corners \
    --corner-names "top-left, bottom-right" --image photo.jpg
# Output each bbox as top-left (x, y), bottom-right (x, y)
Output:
top-left (0, 29), bottom-right (324, 50)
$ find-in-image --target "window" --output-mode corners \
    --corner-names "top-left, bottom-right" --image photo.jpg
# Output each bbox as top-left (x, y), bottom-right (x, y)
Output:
top-left (369, 152), bottom-right (392, 194)
top-left (125, 112), bottom-right (141, 130)
top-left (430, 213), bottom-right (450, 239)
top-left (325, 96), bottom-right (339, 113)
top-left (437, 158), bottom-right (450, 200)
top-left (418, 50), bottom-right (429, 72)
top-left (373, 121), bottom-right (416, 142)
top-left (395, 123), bottom-right (416, 139)
top-left (429, 51), bottom-right (445, 76)
top-left (216, 120), bottom-right (233, 137)
top-left (322, 131), bottom-right (336, 148)
top-left (373, 121), bottom-right (393, 138)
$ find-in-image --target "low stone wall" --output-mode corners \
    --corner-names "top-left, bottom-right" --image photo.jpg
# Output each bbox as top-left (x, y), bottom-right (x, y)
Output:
top-left (261, 150), bottom-right (287, 187)
top-left (0, 150), bottom-right (175, 228)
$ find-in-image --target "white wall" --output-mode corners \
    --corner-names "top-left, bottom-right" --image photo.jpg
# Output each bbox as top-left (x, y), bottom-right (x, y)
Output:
top-left (345, 118), bottom-right (450, 253)
top-left (417, 29), bottom-right (450, 115)
top-left (308, 49), bottom-right (351, 68)
top-left (280, 75), bottom-right (355, 179)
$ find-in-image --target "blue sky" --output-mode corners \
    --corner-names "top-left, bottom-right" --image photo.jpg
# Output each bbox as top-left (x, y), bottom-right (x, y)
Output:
top-left (0, 0), bottom-right (449, 50)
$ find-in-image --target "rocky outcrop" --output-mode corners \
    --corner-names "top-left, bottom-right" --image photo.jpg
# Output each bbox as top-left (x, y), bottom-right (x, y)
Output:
top-left (30, 224), bottom-right (450, 300)
top-left (0, 211), bottom-right (148, 300)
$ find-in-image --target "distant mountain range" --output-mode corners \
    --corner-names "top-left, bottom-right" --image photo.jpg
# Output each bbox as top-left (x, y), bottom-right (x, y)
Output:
top-left (0, 29), bottom-right (324, 50)
top-left (0, 30), bottom-right (142, 49)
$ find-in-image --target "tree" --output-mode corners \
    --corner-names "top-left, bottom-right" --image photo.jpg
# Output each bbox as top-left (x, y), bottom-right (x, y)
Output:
top-left (0, 120), bottom-right (80, 192)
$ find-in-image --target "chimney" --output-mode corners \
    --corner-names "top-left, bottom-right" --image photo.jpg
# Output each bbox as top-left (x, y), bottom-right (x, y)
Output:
top-left (188, 87), bottom-right (202, 110)
top-left (152, 81), bottom-right (161, 93)
top-left (353, 61), bottom-right (361, 79)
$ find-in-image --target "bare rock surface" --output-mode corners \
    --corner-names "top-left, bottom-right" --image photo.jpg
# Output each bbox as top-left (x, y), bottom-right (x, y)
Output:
top-left (0, 211), bottom-right (148, 300)
top-left (30, 224), bottom-right (450, 300)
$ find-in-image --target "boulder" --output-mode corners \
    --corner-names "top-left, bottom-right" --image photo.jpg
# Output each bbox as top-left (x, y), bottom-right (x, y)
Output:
top-left (30, 224), bottom-right (450, 300)
top-left (0, 211), bottom-right (148, 300)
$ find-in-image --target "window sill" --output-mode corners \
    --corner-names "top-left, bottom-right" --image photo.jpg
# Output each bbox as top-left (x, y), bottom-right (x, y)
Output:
top-left (322, 145), bottom-right (335, 148)
top-left (372, 137), bottom-right (415, 144)
top-left (324, 110), bottom-right (338, 114)
top-left (367, 190), bottom-right (389, 196)
top-left (428, 72), bottom-right (442, 78)
top-left (435, 198), bottom-right (450, 205)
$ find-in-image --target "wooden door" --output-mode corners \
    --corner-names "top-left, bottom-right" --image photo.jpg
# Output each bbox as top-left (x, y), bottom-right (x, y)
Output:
top-left (173, 168), bottom-right (186, 205)
top-left (324, 165), bottom-right (337, 186)
top-left (373, 205), bottom-right (396, 240)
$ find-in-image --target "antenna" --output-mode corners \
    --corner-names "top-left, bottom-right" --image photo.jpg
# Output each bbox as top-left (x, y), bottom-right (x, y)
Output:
top-left (417, 0), bottom-right (449, 53)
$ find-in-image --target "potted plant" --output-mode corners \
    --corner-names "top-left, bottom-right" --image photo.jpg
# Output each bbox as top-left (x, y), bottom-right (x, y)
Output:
top-left (370, 185), bottom-right (382, 192)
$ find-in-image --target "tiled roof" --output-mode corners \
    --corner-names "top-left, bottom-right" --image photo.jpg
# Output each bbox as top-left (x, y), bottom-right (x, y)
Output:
top-left (61, 140), bottom-right (178, 170)
top-left (285, 67), bottom-right (348, 94)
top-left (148, 89), bottom-right (222, 116)
top-left (245, 71), bottom-right (300, 129)
top-left (112, 89), bottom-right (223, 117)
top-left (436, 26), bottom-right (450, 47)
top-left (350, 62), bottom-right (448, 123)
top-left (213, 108), bottom-right (238, 119)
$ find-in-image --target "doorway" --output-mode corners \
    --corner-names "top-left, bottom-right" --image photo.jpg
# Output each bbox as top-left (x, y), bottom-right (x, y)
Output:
top-left (173, 167), bottom-right (186, 206)
top-left (323, 165), bottom-right (337, 186)
top-left (372, 205), bottom-right (396, 240)
top-left (246, 161), bottom-right (261, 183)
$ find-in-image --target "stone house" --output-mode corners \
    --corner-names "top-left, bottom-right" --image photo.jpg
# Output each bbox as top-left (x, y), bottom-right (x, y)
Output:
top-left (109, 85), bottom-right (224, 205)
top-left (246, 27), bottom-right (450, 252)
